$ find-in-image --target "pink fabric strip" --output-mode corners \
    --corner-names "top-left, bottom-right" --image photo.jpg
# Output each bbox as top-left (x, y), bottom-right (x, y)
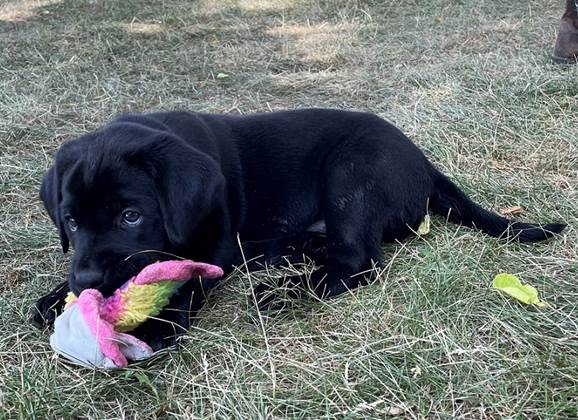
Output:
top-left (133, 260), bottom-right (224, 285)
top-left (75, 290), bottom-right (128, 368)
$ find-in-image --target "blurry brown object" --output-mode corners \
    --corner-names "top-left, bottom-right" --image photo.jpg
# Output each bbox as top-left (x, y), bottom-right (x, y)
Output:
top-left (500, 206), bottom-right (524, 216)
top-left (552, 0), bottom-right (578, 63)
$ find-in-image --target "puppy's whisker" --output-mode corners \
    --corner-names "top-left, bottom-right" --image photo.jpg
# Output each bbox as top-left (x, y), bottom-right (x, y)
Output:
top-left (122, 259), bottom-right (139, 275)
top-left (124, 250), bottom-right (185, 262)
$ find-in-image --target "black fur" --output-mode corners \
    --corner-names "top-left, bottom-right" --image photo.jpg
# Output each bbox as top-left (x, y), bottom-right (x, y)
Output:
top-left (31, 109), bottom-right (566, 349)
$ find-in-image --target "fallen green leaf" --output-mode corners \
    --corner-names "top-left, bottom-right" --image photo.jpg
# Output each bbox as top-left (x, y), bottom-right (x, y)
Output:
top-left (417, 214), bottom-right (430, 235)
top-left (492, 273), bottom-right (547, 307)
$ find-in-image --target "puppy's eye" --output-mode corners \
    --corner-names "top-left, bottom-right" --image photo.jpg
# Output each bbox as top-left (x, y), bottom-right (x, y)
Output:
top-left (67, 217), bottom-right (78, 232)
top-left (122, 210), bottom-right (142, 226)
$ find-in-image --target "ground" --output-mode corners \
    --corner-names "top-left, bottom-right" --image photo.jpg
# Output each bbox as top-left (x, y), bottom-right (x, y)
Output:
top-left (0, 0), bottom-right (576, 418)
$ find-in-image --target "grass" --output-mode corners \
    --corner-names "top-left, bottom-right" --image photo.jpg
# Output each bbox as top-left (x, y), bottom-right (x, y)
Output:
top-left (0, 0), bottom-right (577, 418)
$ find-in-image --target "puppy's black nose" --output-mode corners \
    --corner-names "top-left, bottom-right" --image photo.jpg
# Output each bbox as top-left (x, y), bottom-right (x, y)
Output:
top-left (74, 271), bottom-right (103, 291)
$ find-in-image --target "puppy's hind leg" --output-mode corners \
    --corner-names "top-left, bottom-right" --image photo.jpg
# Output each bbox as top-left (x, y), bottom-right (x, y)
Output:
top-left (306, 185), bottom-right (386, 299)
top-left (254, 163), bottom-right (386, 309)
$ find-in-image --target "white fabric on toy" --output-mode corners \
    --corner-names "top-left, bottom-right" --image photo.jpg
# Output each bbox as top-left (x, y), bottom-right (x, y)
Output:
top-left (49, 304), bottom-right (153, 369)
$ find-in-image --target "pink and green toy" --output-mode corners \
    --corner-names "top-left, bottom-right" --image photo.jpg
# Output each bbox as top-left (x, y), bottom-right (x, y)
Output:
top-left (49, 260), bottom-right (223, 369)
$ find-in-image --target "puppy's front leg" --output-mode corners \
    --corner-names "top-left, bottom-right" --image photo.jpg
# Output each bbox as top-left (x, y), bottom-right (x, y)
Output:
top-left (30, 280), bottom-right (69, 328)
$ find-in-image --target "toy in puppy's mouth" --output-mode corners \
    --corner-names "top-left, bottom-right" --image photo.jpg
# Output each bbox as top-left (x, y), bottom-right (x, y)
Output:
top-left (49, 259), bottom-right (223, 369)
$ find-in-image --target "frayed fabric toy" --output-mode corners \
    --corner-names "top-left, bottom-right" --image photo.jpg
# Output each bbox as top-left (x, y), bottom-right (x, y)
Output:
top-left (50, 260), bottom-right (223, 369)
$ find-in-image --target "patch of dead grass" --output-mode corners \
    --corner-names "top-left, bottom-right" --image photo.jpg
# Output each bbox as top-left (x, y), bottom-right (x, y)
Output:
top-left (0, 0), bottom-right (61, 22)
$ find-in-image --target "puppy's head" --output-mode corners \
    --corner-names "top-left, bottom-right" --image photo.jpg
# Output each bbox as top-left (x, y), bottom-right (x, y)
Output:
top-left (41, 117), bottom-right (224, 296)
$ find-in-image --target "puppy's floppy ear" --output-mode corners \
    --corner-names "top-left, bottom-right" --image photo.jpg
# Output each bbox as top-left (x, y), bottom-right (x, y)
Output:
top-left (40, 166), bottom-right (69, 253)
top-left (131, 133), bottom-right (226, 249)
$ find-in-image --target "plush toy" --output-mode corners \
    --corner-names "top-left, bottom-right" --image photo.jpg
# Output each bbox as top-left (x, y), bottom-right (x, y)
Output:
top-left (49, 260), bottom-right (223, 369)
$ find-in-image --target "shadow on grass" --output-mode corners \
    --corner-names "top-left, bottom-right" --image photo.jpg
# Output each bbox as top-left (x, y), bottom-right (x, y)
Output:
top-left (0, 0), bottom-right (366, 105)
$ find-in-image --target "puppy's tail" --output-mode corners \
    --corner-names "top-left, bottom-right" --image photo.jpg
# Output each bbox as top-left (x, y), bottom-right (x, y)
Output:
top-left (429, 169), bottom-right (566, 242)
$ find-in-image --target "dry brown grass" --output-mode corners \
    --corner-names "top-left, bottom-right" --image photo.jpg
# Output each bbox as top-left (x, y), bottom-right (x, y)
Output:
top-left (0, 0), bottom-right (576, 418)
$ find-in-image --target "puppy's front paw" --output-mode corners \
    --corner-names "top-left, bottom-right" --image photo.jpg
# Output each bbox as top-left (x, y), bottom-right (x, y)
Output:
top-left (131, 320), bottom-right (184, 352)
top-left (146, 334), bottom-right (178, 353)
top-left (30, 292), bottom-right (66, 328)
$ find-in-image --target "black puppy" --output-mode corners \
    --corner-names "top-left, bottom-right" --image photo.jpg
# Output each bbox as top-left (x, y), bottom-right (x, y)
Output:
top-left (32, 109), bottom-right (565, 348)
